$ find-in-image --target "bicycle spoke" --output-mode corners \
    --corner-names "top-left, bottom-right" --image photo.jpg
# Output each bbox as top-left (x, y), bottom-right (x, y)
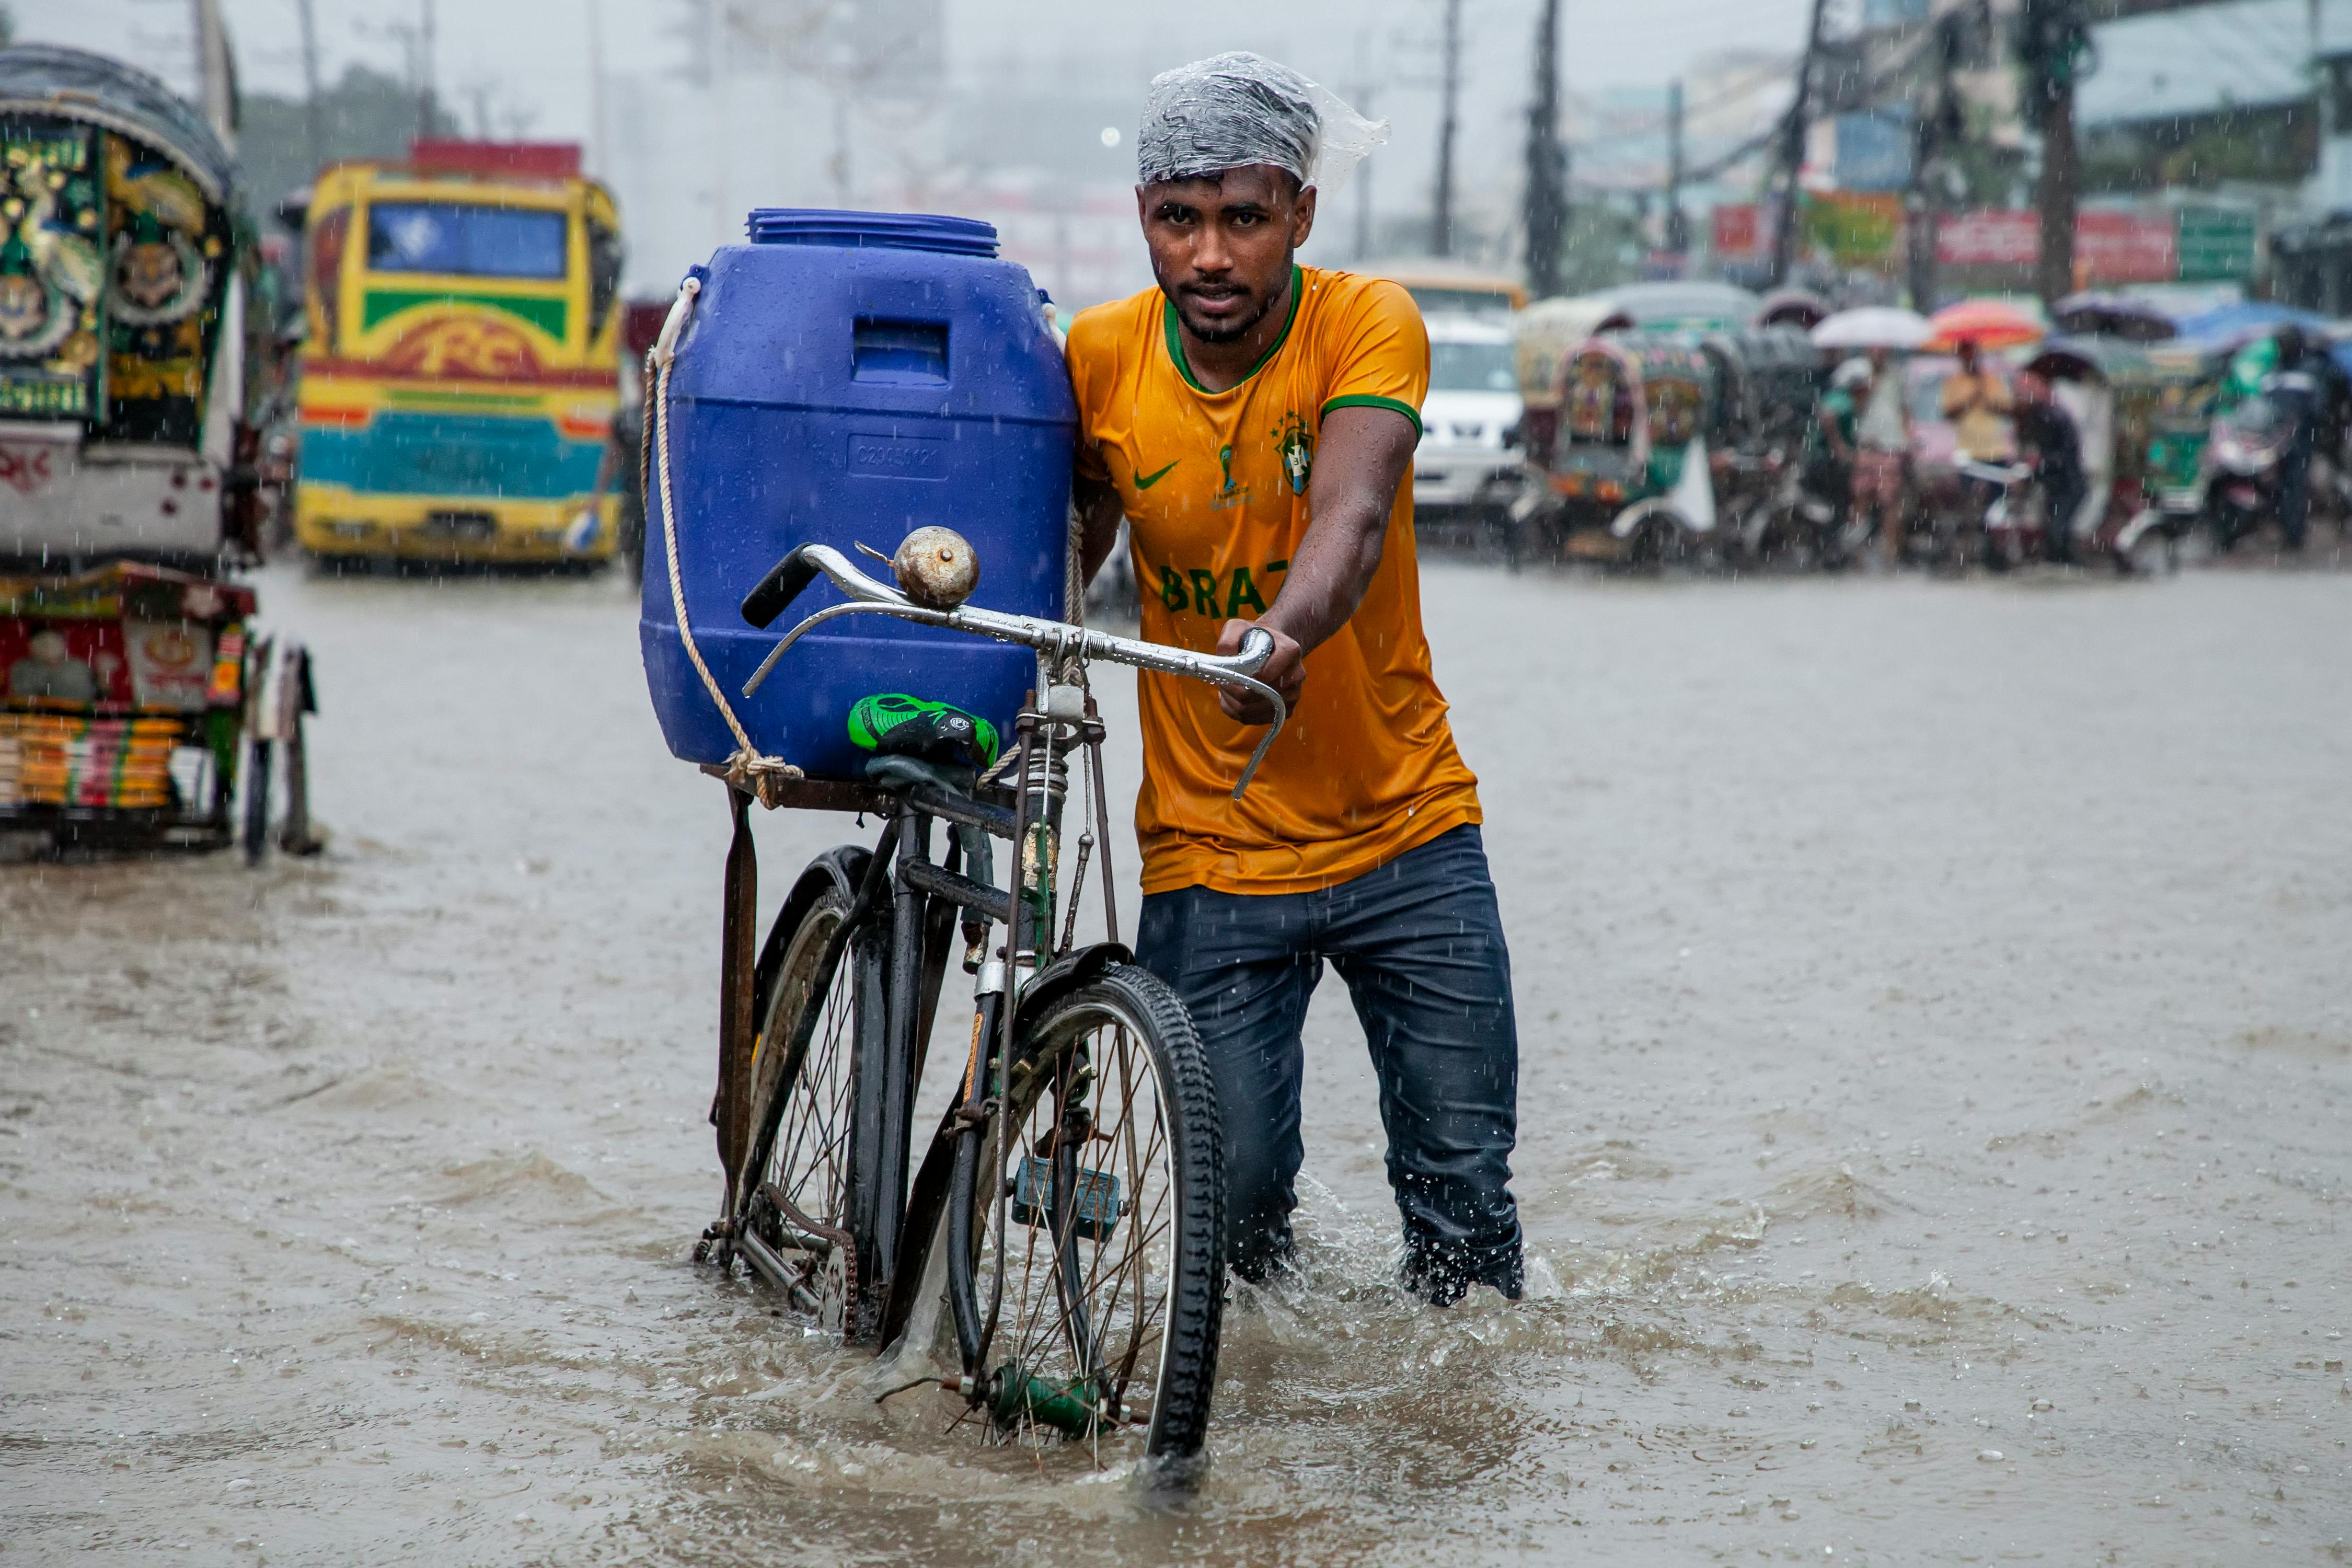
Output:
top-left (954, 976), bottom-right (1212, 1456)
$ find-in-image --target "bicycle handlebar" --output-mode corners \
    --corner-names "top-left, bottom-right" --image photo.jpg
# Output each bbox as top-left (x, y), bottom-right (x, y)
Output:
top-left (738, 544), bottom-right (1289, 799)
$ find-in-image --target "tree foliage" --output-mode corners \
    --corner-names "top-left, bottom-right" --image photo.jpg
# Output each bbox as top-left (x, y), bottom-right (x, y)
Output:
top-left (237, 64), bottom-right (458, 225)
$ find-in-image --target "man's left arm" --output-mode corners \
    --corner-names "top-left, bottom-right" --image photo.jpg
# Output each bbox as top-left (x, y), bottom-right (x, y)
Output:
top-left (1214, 403), bottom-right (1415, 723)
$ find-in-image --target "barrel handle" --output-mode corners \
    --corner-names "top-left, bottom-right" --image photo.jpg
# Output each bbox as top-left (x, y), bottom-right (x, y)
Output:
top-left (650, 273), bottom-right (803, 792)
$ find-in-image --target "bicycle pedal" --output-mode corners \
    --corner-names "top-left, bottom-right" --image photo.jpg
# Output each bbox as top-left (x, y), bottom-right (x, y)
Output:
top-left (1011, 1155), bottom-right (1120, 1242)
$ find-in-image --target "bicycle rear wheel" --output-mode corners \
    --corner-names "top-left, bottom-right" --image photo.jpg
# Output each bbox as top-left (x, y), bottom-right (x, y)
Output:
top-left (736, 862), bottom-right (888, 1331)
top-left (973, 963), bottom-right (1225, 1460)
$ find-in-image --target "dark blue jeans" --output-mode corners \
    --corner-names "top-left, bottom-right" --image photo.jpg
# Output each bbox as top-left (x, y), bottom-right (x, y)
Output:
top-left (1134, 825), bottom-right (1523, 1304)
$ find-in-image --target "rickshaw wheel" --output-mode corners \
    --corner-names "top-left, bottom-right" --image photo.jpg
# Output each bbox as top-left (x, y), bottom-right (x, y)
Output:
top-left (1613, 502), bottom-right (1694, 572)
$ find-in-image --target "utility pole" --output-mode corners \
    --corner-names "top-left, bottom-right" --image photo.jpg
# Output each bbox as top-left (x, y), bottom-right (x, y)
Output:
top-left (1906, 10), bottom-right (1963, 311)
top-left (587, 0), bottom-right (608, 179)
top-left (192, 0), bottom-right (236, 152)
top-left (1663, 77), bottom-right (1690, 260)
top-left (294, 0), bottom-right (324, 175)
top-left (415, 0), bottom-right (437, 142)
top-left (2020, 0), bottom-right (2089, 304)
top-left (1768, 0), bottom-right (1831, 287)
top-left (1524, 0), bottom-right (1568, 296)
top-left (1352, 31), bottom-right (1378, 263)
top-left (1433, 0), bottom-right (1461, 257)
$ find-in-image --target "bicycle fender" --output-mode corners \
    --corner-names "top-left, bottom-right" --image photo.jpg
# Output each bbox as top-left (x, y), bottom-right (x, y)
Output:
top-left (877, 1100), bottom-right (962, 1357)
top-left (1010, 941), bottom-right (1136, 1042)
top-left (750, 846), bottom-right (873, 1026)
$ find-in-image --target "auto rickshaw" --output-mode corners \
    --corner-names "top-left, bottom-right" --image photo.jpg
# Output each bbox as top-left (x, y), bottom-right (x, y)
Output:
top-left (0, 44), bottom-right (315, 858)
top-left (2008, 337), bottom-right (2147, 558)
top-left (1510, 296), bottom-right (1620, 470)
top-left (2109, 342), bottom-right (2232, 572)
top-left (1513, 332), bottom-right (1718, 565)
top-left (1687, 326), bottom-right (1824, 566)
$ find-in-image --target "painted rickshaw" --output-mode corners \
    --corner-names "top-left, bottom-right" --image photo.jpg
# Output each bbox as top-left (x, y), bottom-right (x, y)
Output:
top-left (1687, 326), bottom-right (1824, 565)
top-left (2007, 336), bottom-right (2156, 562)
top-left (1513, 332), bottom-right (1720, 566)
top-left (0, 44), bottom-right (314, 858)
top-left (2107, 341), bottom-right (2233, 572)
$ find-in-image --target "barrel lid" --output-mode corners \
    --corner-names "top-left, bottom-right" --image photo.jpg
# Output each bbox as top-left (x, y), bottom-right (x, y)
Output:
top-left (745, 208), bottom-right (1001, 258)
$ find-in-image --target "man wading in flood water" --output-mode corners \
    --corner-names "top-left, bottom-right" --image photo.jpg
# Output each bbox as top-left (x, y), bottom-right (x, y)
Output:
top-left (1066, 53), bottom-right (1522, 1305)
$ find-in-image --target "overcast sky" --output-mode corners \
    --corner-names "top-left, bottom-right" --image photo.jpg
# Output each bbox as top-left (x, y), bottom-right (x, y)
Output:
top-left (14, 0), bottom-right (1820, 294)
top-left (16, 0), bottom-right (1816, 153)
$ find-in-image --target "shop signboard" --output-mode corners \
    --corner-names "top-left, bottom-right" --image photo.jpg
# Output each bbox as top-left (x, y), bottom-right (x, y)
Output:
top-left (2176, 205), bottom-right (2257, 282)
top-left (1935, 207), bottom-right (2179, 281)
top-left (1832, 111), bottom-right (1912, 193)
top-left (1936, 209), bottom-right (2039, 267)
top-left (1805, 191), bottom-right (1904, 267)
top-left (1712, 203), bottom-right (1762, 259)
top-left (2076, 212), bottom-right (2177, 283)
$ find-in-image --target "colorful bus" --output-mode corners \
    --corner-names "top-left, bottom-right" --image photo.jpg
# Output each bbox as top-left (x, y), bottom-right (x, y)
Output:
top-left (292, 141), bottom-right (623, 564)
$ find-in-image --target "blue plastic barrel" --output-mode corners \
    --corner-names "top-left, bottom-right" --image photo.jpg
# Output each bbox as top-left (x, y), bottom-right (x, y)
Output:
top-left (640, 208), bottom-right (1075, 778)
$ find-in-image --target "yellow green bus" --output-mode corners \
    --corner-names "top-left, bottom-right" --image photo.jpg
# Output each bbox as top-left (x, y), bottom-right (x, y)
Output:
top-left (293, 142), bottom-right (623, 563)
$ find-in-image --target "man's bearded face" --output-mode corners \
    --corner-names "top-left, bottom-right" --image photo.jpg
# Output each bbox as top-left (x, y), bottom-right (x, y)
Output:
top-left (1137, 166), bottom-right (1315, 345)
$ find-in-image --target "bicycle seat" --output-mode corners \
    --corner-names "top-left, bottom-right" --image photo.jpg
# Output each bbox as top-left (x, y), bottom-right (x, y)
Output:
top-left (850, 693), bottom-right (999, 771)
top-left (862, 753), bottom-right (975, 797)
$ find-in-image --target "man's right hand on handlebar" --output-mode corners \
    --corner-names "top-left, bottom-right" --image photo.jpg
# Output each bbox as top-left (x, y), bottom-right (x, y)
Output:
top-left (1216, 618), bottom-right (1302, 725)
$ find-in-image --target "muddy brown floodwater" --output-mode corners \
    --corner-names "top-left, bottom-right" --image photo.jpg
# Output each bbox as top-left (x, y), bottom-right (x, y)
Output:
top-left (4, 559), bottom-right (2350, 1565)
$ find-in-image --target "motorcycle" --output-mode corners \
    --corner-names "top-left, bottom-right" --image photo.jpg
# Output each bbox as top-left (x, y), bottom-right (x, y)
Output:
top-left (1959, 458), bottom-right (2040, 571)
top-left (1782, 456), bottom-right (1868, 570)
top-left (2203, 395), bottom-right (2293, 552)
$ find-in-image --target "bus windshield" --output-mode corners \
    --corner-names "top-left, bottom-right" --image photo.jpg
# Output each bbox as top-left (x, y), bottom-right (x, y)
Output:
top-left (366, 203), bottom-right (568, 279)
top-left (1430, 341), bottom-right (1517, 393)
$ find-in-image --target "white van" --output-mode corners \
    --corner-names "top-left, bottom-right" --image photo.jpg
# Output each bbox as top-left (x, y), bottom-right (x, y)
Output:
top-left (1413, 315), bottom-right (1524, 521)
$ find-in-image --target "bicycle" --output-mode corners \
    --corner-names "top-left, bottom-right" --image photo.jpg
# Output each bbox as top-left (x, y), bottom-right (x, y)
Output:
top-left (690, 533), bottom-right (1287, 1465)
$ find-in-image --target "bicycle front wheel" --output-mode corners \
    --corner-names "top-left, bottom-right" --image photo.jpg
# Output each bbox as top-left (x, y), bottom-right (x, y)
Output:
top-left (975, 963), bottom-right (1225, 1460)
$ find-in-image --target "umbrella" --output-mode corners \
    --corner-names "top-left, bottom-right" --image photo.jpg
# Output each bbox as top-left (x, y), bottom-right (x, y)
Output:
top-left (1809, 306), bottom-right (1932, 351)
top-left (1923, 298), bottom-right (2044, 351)
top-left (2173, 301), bottom-right (2333, 347)
top-left (2051, 291), bottom-right (2177, 342)
top-left (1756, 287), bottom-right (1834, 332)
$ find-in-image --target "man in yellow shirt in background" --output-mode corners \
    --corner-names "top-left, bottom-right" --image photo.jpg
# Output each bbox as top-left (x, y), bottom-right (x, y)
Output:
top-left (1067, 54), bottom-right (1521, 1305)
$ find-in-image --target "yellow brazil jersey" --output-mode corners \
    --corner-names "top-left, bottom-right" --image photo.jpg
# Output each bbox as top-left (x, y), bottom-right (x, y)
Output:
top-left (1068, 264), bottom-right (1482, 896)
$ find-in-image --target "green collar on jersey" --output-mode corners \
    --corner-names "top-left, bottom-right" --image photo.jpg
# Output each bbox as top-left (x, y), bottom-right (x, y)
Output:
top-left (1163, 264), bottom-right (1304, 396)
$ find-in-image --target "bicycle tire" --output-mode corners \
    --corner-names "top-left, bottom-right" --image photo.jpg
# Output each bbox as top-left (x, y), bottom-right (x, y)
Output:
top-left (736, 862), bottom-right (891, 1331)
top-left (974, 963), bottom-right (1225, 1461)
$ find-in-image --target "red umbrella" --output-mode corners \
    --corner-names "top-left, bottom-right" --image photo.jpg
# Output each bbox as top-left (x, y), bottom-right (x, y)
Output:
top-left (1923, 298), bottom-right (2045, 351)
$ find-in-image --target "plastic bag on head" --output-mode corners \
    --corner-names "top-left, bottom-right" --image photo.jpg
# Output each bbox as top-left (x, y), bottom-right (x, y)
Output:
top-left (1136, 51), bottom-right (1387, 195)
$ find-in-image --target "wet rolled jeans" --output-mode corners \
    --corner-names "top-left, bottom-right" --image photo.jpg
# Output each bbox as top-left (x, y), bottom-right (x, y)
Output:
top-left (1134, 824), bottom-right (1524, 1304)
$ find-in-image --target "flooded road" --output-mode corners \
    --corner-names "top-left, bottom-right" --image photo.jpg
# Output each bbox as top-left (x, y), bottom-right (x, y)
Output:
top-left (5, 559), bottom-right (2350, 1565)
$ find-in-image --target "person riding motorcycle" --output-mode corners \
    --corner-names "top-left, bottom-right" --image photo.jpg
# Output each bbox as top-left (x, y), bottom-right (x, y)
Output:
top-left (2261, 326), bottom-right (2322, 551)
top-left (1800, 358), bottom-right (1867, 543)
top-left (2011, 372), bottom-right (2086, 564)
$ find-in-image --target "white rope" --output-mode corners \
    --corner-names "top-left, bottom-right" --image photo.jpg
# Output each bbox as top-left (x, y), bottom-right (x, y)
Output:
top-left (652, 275), bottom-right (802, 794)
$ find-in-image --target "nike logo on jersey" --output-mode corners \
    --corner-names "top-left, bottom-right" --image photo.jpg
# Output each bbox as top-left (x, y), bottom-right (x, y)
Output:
top-left (1135, 459), bottom-right (1180, 490)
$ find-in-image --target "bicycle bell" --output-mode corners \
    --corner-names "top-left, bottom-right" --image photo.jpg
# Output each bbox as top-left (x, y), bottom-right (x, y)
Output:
top-left (892, 526), bottom-right (979, 609)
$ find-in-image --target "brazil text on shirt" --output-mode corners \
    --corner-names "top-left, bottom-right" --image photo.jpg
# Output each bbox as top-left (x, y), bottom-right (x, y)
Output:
top-left (1154, 558), bottom-right (1289, 619)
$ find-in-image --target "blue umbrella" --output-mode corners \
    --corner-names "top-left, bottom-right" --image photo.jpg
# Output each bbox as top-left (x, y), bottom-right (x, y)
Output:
top-left (2172, 301), bottom-right (2333, 346)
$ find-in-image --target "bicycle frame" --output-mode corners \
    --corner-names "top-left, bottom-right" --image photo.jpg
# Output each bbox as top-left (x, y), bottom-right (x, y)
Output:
top-left (717, 534), bottom-right (1281, 1411)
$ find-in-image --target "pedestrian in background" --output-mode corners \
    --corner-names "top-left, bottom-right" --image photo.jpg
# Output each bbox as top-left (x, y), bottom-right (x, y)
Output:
top-left (1941, 338), bottom-right (2014, 464)
top-left (1805, 358), bottom-right (1864, 519)
top-left (1851, 346), bottom-right (1910, 568)
top-left (2262, 326), bottom-right (2321, 552)
top-left (1941, 338), bottom-right (2014, 547)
